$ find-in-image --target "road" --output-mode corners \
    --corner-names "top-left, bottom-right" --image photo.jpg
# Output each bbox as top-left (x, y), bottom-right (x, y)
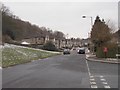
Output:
top-left (2, 50), bottom-right (118, 88)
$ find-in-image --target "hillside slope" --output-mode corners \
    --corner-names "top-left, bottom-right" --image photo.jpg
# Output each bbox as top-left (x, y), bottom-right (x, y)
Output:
top-left (1, 43), bottom-right (60, 67)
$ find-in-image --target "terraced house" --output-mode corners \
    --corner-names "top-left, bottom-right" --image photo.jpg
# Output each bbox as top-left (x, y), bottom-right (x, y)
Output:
top-left (21, 35), bottom-right (82, 49)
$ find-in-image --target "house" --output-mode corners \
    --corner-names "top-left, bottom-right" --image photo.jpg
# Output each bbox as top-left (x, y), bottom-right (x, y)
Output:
top-left (21, 35), bottom-right (82, 49)
top-left (81, 38), bottom-right (90, 46)
top-left (21, 36), bottom-right (45, 45)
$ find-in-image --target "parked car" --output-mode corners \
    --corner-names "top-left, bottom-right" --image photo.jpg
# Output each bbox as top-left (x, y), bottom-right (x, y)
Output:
top-left (77, 48), bottom-right (85, 54)
top-left (63, 49), bottom-right (70, 55)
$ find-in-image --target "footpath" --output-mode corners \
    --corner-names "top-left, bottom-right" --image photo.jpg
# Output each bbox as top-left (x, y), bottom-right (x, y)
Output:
top-left (86, 53), bottom-right (120, 64)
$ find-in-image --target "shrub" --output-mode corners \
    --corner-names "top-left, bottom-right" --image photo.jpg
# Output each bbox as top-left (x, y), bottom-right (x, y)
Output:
top-left (43, 41), bottom-right (58, 51)
top-left (96, 43), bottom-right (118, 58)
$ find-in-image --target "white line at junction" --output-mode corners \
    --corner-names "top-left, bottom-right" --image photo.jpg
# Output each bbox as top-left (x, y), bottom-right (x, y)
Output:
top-left (85, 59), bottom-right (91, 76)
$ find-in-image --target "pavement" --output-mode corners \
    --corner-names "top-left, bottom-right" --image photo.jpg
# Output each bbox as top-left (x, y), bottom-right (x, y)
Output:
top-left (86, 53), bottom-right (120, 64)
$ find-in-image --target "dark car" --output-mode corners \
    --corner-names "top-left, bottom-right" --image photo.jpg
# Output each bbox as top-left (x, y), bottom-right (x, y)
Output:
top-left (63, 49), bottom-right (70, 55)
top-left (77, 48), bottom-right (85, 54)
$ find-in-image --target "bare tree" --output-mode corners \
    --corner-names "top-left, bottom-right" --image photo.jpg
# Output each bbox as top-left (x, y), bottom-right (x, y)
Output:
top-left (54, 31), bottom-right (65, 40)
top-left (0, 4), bottom-right (12, 16)
top-left (105, 19), bottom-right (117, 33)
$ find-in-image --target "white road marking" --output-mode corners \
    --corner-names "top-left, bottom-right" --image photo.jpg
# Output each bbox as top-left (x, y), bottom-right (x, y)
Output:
top-left (90, 76), bottom-right (94, 78)
top-left (0, 67), bottom-right (2, 69)
top-left (85, 60), bottom-right (98, 88)
top-left (102, 82), bottom-right (108, 85)
top-left (104, 85), bottom-right (111, 88)
top-left (85, 59), bottom-right (111, 88)
top-left (85, 59), bottom-right (91, 76)
top-left (100, 76), bottom-right (104, 78)
top-left (99, 76), bottom-right (111, 88)
top-left (90, 78), bottom-right (95, 81)
top-left (90, 81), bottom-right (96, 85)
top-left (91, 85), bottom-right (98, 88)
top-left (100, 79), bottom-right (106, 81)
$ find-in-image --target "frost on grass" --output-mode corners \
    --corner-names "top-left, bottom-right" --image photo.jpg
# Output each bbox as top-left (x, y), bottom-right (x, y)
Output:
top-left (2, 43), bottom-right (60, 67)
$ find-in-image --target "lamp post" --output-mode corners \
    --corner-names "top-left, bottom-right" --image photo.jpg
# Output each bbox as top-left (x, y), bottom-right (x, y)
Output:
top-left (82, 15), bottom-right (93, 29)
top-left (82, 15), bottom-right (93, 53)
top-left (65, 33), bottom-right (69, 48)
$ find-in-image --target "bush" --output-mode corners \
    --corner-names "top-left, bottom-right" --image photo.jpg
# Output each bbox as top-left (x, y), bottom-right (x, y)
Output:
top-left (43, 41), bottom-right (58, 51)
top-left (117, 45), bottom-right (120, 59)
top-left (96, 43), bottom-right (118, 58)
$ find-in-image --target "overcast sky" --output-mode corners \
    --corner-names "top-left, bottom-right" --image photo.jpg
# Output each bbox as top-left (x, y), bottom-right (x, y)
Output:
top-left (2, 0), bottom-right (118, 39)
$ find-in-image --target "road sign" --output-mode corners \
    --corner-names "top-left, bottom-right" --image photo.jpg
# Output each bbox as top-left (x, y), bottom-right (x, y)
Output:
top-left (103, 47), bottom-right (108, 58)
top-left (103, 47), bottom-right (108, 53)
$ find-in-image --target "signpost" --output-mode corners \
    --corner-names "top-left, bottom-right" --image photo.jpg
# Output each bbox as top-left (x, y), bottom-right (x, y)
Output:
top-left (103, 47), bottom-right (108, 58)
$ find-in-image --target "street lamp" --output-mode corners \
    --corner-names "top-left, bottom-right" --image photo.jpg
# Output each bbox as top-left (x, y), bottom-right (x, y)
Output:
top-left (82, 15), bottom-right (94, 53)
top-left (82, 15), bottom-right (93, 28)
top-left (65, 33), bottom-right (69, 47)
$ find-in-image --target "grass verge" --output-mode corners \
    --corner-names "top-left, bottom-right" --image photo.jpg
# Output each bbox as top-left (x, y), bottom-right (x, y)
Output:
top-left (2, 44), bottom-right (61, 68)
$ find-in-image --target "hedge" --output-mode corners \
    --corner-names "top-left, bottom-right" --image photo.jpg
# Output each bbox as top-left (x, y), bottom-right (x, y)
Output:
top-left (96, 43), bottom-right (119, 58)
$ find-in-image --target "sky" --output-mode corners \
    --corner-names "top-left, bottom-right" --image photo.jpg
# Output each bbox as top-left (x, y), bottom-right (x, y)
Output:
top-left (1, 0), bottom-right (119, 39)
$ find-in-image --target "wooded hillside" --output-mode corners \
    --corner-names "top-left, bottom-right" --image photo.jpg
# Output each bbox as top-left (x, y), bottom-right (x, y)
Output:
top-left (1, 4), bottom-right (65, 43)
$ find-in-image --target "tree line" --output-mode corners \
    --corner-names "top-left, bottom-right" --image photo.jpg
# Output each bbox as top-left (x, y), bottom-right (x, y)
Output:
top-left (1, 4), bottom-right (65, 43)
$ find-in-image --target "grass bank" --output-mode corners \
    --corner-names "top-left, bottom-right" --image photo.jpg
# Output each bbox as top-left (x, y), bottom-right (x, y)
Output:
top-left (1, 43), bottom-right (61, 68)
